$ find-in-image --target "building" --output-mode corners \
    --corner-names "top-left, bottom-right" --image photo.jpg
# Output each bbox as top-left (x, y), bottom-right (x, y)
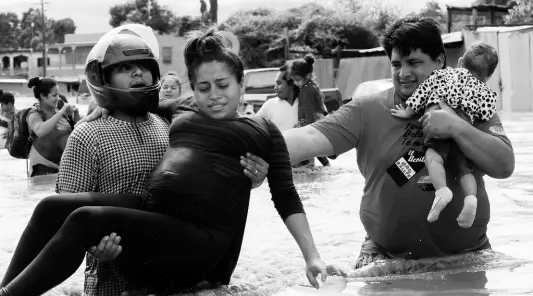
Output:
top-left (446, 1), bottom-right (518, 33)
top-left (0, 32), bottom-right (189, 96)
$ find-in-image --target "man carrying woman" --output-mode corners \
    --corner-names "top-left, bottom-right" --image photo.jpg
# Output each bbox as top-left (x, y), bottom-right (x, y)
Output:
top-left (0, 25), bottom-right (339, 296)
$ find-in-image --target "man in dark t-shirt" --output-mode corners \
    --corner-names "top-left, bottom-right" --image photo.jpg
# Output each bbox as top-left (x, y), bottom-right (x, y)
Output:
top-left (283, 17), bottom-right (515, 267)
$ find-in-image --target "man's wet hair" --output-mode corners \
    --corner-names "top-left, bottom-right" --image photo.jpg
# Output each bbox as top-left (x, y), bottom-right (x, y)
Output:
top-left (381, 16), bottom-right (447, 67)
top-left (0, 91), bottom-right (15, 105)
top-left (461, 42), bottom-right (499, 81)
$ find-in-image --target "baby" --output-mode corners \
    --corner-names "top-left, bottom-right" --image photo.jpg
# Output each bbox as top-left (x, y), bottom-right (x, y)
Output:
top-left (391, 42), bottom-right (499, 228)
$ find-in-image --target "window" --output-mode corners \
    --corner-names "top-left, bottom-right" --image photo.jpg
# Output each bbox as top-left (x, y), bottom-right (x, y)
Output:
top-left (162, 47), bottom-right (172, 64)
top-left (37, 57), bottom-right (50, 67)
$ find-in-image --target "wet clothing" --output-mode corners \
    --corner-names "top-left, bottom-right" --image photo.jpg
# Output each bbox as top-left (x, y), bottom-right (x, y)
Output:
top-left (56, 113), bottom-right (170, 296)
top-left (312, 88), bottom-right (512, 259)
top-left (407, 67), bottom-right (497, 124)
top-left (27, 105), bottom-right (73, 176)
top-left (2, 105), bottom-right (304, 296)
top-left (297, 80), bottom-right (327, 126)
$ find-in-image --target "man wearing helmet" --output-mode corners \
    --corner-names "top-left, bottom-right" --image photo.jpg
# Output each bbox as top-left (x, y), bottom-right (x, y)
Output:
top-left (51, 25), bottom-right (267, 296)
top-left (53, 27), bottom-right (170, 296)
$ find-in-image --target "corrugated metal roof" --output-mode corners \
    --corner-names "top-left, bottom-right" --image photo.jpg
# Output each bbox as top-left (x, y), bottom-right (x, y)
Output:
top-left (352, 31), bottom-right (463, 55)
top-left (476, 25), bottom-right (533, 32)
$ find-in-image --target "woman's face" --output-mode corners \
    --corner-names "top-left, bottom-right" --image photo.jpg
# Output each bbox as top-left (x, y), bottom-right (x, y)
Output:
top-left (160, 78), bottom-right (181, 101)
top-left (274, 72), bottom-right (292, 100)
top-left (193, 61), bottom-right (243, 120)
top-left (40, 85), bottom-right (60, 109)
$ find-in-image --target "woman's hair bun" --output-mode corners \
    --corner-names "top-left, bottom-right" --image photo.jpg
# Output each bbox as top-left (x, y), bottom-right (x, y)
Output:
top-left (303, 54), bottom-right (315, 65)
top-left (28, 77), bottom-right (41, 88)
top-left (183, 28), bottom-right (226, 62)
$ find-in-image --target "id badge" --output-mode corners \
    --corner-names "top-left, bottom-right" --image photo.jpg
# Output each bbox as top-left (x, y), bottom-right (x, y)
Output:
top-left (386, 149), bottom-right (426, 187)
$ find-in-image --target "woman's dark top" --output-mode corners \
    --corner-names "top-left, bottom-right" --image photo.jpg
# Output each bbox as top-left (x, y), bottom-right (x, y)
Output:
top-left (149, 97), bottom-right (304, 285)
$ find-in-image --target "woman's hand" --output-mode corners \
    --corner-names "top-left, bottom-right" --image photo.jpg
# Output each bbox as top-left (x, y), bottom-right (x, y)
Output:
top-left (305, 258), bottom-right (347, 288)
top-left (88, 233), bottom-right (122, 262)
top-left (240, 153), bottom-right (269, 188)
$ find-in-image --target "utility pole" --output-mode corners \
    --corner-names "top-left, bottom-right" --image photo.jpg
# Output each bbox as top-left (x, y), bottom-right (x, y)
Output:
top-left (40, 0), bottom-right (47, 77)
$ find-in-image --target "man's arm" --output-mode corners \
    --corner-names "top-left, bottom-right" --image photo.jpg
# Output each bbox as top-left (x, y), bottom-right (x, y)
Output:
top-left (421, 101), bottom-right (514, 179)
top-left (283, 126), bottom-right (334, 165)
top-left (283, 99), bottom-right (362, 164)
top-left (452, 115), bottom-right (514, 178)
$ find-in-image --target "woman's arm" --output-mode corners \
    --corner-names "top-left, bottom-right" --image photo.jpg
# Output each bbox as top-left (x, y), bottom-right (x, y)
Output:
top-left (263, 119), bottom-right (330, 287)
top-left (29, 107), bottom-right (67, 138)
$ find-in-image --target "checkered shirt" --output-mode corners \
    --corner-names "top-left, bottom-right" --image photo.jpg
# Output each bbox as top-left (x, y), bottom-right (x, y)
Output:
top-left (56, 113), bottom-right (170, 296)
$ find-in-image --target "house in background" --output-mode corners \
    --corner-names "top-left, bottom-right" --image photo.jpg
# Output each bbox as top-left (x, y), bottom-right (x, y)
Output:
top-left (446, 1), bottom-right (518, 33)
top-left (0, 32), bottom-right (189, 96)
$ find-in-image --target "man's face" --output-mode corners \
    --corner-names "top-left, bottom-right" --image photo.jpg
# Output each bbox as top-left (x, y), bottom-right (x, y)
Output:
top-left (390, 48), bottom-right (444, 99)
top-left (108, 61), bottom-right (154, 89)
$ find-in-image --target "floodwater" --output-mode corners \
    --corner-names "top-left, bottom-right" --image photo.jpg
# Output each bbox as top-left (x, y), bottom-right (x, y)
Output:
top-left (1, 97), bottom-right (532, 296)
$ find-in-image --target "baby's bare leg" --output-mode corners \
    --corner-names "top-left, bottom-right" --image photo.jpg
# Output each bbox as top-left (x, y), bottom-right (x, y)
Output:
top-left (456, 173), bottom-right (477, 228)
top-left (426, 147), bottom-right (453, 222)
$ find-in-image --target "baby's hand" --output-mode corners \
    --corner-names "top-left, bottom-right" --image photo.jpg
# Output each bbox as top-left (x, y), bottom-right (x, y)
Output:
top-left (390, 104), bottom-right (413, 118)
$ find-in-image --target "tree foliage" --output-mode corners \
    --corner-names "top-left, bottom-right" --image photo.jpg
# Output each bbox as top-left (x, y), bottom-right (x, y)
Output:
top-left (220, 3), bottom-right (379, 68)
top-left (505, 0), bottom-right (533, 24)
top-left (417, 0), bottom-right (448, 33)
top-left (0, 9), bottom-right (76, 50)
top-left (109, 0), bottom-right (178, 34)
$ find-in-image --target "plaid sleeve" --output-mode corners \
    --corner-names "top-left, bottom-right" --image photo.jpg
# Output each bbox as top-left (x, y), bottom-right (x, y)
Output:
top-left (56, 126), bottom-right (99, 193)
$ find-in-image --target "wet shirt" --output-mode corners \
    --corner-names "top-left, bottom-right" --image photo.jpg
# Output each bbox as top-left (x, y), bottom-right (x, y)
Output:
top-left (148, 107), bottom-right (305, 285)
top-left (311, 88), bottom-right (512, 258)
top-left (56, 113), bottom-right (170, 296)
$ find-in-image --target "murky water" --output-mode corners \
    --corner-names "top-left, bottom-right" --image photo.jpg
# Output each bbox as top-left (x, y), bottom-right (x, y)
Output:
top-left (1, 97), bottom-right (532, 295)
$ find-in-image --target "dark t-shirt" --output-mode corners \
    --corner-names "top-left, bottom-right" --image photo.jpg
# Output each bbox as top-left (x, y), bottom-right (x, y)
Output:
top-left (311, 88), bottom-right (512, 258)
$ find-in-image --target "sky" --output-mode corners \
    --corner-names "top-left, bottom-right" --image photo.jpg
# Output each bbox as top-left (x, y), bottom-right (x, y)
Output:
top-left (1, 0), bottom-right (473, 34)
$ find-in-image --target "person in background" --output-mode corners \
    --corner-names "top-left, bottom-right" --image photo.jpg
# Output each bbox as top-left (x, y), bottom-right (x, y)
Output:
top-left (0, 91), bottom-right (16, 128)
top-left (159, 71), bottom-right (182, 102)
top-left (256, 64), bottom-right (299, 133)
top-left (26, 77), bottom-right (80, 177)
top-left (290, 55), bottom-right (330, 167)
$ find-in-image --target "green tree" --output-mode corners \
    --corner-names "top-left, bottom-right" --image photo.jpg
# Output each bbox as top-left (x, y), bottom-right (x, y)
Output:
top-left (505, 0), bottom-right (533, 24)
top-left (109, 0), bottom-right (178, 34)
top-left (418, 0), bottom-right (447, 32)
top-left (176, 15), bottom-right (204, 36)
top-left (0, 12), bottom-right (21, 50)
top-left (50, 18), bottom-right (76, 43)
top-left (220, 3), bottom-right (378, 68)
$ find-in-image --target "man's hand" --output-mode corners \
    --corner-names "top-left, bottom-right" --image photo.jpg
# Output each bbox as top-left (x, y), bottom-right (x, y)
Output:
top-left (240, 153), bottom-right (269, 188)
top-left (88, 233), bottom-right (122, 262)
top-left (75, 106), bottom-right (109, 127)
top-left (419, 100), bottom-right (464, 144)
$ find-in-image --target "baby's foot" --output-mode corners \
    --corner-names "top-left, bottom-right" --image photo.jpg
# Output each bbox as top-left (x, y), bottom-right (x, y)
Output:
top-left (457, 195), bottom-right (477, 228)
top-left (427, 187), bottom-right (453, 222)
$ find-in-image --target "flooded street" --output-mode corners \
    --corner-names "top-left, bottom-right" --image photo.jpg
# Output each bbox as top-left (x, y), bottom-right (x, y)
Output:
top-left (1, 98), bottom-right (532, 295)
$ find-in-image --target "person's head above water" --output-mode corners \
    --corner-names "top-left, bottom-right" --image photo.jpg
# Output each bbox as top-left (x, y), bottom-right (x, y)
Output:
top-left (159, 71), bottom-right (182, 101)
top-left (85, 24), bottom-right (161, 117)
top-left (290, 54), bottom-right (315, 89)
top-left (381, 16), bottom-right (446, 100)
top-left (458, 42), bottom-right (499, 83)
top-left (183, 27), bottom-right (245, 120)
top-left (28, 77), bottom-right (59, 109)
top-left (276, 64), bottom-right (299, 101)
